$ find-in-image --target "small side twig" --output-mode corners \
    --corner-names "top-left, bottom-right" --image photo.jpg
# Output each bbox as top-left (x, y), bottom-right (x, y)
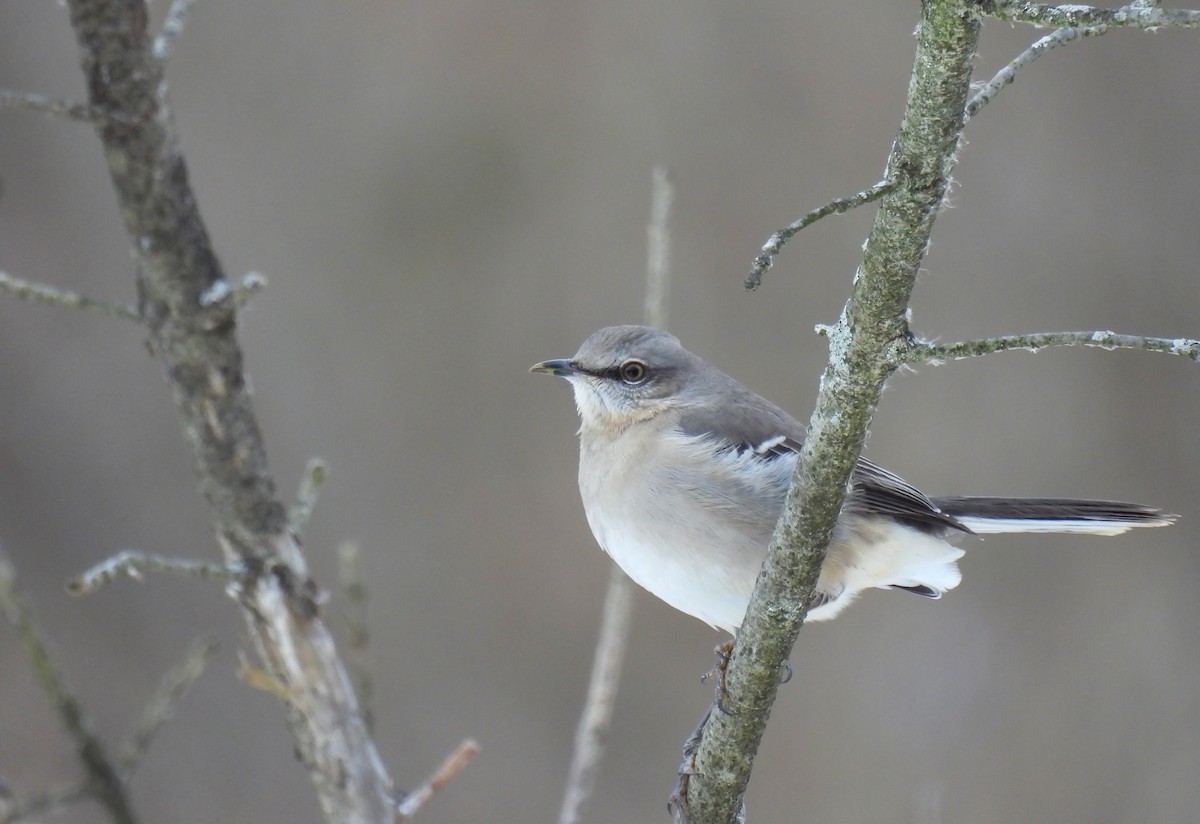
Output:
top-left (287, 458), bottom-right (328, 535)
top-left (119, 637), bottom-right (219, 772)
top-left (966, 1), bottom-right (1158, 120)
top-left (644, 165), bottom-right (674, 330)
top-left (0, 271), bottom-right (138, 321)
top-left (0, 557), bottom-right (137, 824)
top-left (746, 178), bottom-right (898, 290)
top-left (67, 550), bottom-right (240, 596)
top-left (1, 782), bottom-right (95, 824)
top-left (906, 330), bottom-right (1200, 364)
top-left (556, 564), bottom-right (636, 824)
top-left (0, 90), bottom-right (98, 123)
top-left (197, 272), bottom-right (267, 312)
top-left (965, 26), bottom-right (1109, 122)
top-left (394, 740), bottom-right (481, 820)
top-left (557, 165), bottom-right (671, 824)
top-left (986, 1), bottom-right (1200, 29)
top-left (152, 0), bottom-right (197, 63)
top-left (337, 542), bottom-right (374, 733)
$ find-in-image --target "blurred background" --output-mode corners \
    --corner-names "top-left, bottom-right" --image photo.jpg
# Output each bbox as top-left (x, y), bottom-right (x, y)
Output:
top-left (2, 2), bottom-right (1198, 822)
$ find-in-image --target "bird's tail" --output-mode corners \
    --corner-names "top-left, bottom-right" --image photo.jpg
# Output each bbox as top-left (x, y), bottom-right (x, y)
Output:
top-left (932, 497), bottom-right (1176, 536)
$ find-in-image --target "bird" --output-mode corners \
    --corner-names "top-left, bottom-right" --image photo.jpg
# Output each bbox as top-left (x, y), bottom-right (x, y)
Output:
top-left (531, 324), bottom-right (1175, 633)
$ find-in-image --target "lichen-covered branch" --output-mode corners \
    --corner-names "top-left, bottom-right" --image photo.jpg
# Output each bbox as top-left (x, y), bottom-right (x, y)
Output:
top-left (908, 330), bottom-right (1200, 363)
top-left (62, 1), bottom-right (395, 820)
top-left (675, 2), bottom-right (983, 822)
top-left (119, 638), bottom-right (219, 771)
top-left (965, 25), bottom-right (1108, 121)
top-left (985, 1), bottom-right (1200, 29)
top-left (0, 271), bottom-right (138, 320)
top-left (0, 90), bottom-right (98, 123)
top-left (745, 178), bottom-right (897, 290)
top-left (0, 558), bottom-right (137, 824)
top-left (67, 550), bottom-right (239, 595)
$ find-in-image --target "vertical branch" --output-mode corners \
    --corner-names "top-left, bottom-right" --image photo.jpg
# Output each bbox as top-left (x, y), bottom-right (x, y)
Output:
top-left (556, 165), bottom-right (673, 824)
top-left (0, 558), bottom-right (137, 824)
top-left (678, 2), bottom-right (983, 821)
top-left (62, 1), bottom-right (395, 820)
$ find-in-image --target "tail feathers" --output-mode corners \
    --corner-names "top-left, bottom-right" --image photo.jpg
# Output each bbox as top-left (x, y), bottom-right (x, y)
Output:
top-left (933, 496), bottom-right (1176, 536)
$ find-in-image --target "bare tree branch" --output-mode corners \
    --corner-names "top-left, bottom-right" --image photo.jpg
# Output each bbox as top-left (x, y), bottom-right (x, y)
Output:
top-left (395, 740), bottom-right (481, 820)
top-left (0, 271), bottom-right (138, 320)
top-left (61, 1), bottom-right (396, 820)
top-left (986, 1), bottom-right (1200, 29)
top-left (678, 2), bottom-right (983, 820)
top-left (338, 542), bottom-right (374, 734)
top-left (644, 164), bottom-right (674, 330)
top-left (907, 329), bottom-right (1200, 363)
top-left (557, 564), bottom-right (636, 824)
top-left (0, 557), bottom-right (138, 824)
top-left (0, 782), bottom-right (94, 824)
top-left (288, 458), bottom-right (329, 535)
top-left (965, 26), bottom-right (1109, 121)
top-left (119, 637), bottom-right (219, 771)
top-left (0, 90), bottom-right (98, 123)
top-left (152, 0), bottom-right (197, 63)
top-left (67, 550), bottom-right (239, 595)
top-left (966, 0), bottom-right (1165, 120)
top-left (745, 178), bottom-right (898, 290)
top-left (557, 165), bottom-right (673, 824)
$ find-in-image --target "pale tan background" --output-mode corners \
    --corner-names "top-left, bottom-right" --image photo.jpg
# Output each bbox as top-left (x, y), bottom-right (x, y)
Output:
top-left (2, 2), bottom-right (1198, 823)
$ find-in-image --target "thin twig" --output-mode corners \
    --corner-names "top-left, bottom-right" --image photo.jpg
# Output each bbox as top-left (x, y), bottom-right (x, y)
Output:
top-left (288, 458), bottom-right (328, 535)
top-left (556, 565), bottom-right (637, 824)
top-left (197, 271), bottom-right (267, 311)
top-left (967, 0), bottom-right (1162, 120)
top-left (119, 637), bottom-right (219, 772)
top-left (986, 1), bottom-right (1200, 29)
top-left (0, 782), bottom-right (94, 824)
top-left (906, 330), bottom-right (1200, 364)
top-left (556, 166), bottom-right (672, 824)
top-left (0, 272), bottom-right (138, 321)
top-left (67, 550), bottom-right (240, 596)
top-left (745, 178), bottom-right (898, 290)
top-left (0, 557), bottom-right (138, 824)
top-left (337, 543), bottom-right (374, 734)
top-left (152, 0), bottom-right (197, 63)
top-left (0, 90), bottom-right (98, 123)
top-left (965, 26), bottom-right (1109, 122)
top-left (394, 740), bottom-right (481, 820)
top-left (644, 165), bottom-right (674, 330)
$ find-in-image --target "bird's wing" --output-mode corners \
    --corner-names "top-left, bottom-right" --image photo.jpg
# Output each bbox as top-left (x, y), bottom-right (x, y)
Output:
top-left (677, 396), bottom-right (969, 536)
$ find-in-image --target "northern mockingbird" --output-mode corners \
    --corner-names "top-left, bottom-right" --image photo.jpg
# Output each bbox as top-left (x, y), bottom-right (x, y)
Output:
top-left (531, 324), bottom-right (1174, 633)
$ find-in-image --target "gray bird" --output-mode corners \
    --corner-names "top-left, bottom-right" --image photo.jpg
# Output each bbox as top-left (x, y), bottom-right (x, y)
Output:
top-left (532, 325), bottom-right (1174, 633)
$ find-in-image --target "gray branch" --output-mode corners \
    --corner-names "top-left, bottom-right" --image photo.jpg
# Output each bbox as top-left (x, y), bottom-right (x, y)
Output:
top-left (0, 557), bottom-right (137, 824)
top-left (287, 458), bottom-right (329, 535)
top-left (965, 26), bottom-right (1109, 122)
top-left (986, 2), bottom-right (1200, 29)
top-left (152, 0), bottom-right (196, 63)
top-left (908, 330), bottom-right (1200, 363)
top-left (62, 1), bottom-right (396, 820)
top-left (119, 638), bottom-right (219, 771)
top-left (559, 165), bottom-right (672, 824)
top-left (0, 90), bottom-right (98, 123)
top-left (745, 178), bottom-right (897, 290)
top-left (67, 550), bottom-right (240, 595)
top-left (0, 271), bottom-right (138, 320)
top-left (677, 2), bottom-right (983, 821)
top-left (338, 542), bottom-right (375, 734)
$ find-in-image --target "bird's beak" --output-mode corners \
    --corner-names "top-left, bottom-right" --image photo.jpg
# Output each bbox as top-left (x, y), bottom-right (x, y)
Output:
top-left (529, 359), bottom-right (576, 377)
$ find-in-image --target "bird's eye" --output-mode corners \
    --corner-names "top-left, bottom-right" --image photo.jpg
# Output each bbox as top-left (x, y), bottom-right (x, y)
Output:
top-left (619, 360), bottom-right (648, 385)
